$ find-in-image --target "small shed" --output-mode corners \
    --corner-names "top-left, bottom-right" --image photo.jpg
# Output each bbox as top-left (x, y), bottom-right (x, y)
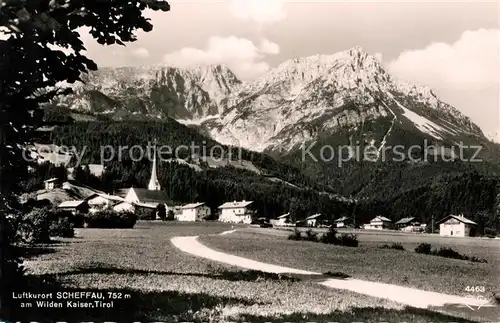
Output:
top-left (57, 200), bottom-right (89, 215)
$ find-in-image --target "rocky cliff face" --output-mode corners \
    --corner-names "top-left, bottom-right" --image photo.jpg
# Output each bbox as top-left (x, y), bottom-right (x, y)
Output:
top-left (202, 47), bottom-right (483, 154)
top-left (57, 64), bottom-right (241, 120)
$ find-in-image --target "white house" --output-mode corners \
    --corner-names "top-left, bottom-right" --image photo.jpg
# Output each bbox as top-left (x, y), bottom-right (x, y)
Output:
top-left (218, 200), bottom-right (254, 224)
top-left (437, 214), bottom-right (477, 237)
top-left (305, 214), bottom-right (321, 227)
top-left (177, 202), bottom-right (211, 222)
top-left (44, 178), bottom-right (59, 190)
top-left (395, 217), bottom-right (426, 232)
top-left (275, 213), bottom-right (292, 226)
top-left (364, 216), bottom-right (392, 230)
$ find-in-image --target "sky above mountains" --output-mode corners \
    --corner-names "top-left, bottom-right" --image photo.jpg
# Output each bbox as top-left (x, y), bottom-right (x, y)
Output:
top-left (79, 0), bottom-right (499, 141)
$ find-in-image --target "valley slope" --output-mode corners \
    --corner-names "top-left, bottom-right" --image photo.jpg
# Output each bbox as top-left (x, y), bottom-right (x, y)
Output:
top-left (44, 47), bottom-right (500, 233)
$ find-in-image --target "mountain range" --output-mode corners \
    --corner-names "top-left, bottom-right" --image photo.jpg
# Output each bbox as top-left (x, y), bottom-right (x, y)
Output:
top-left (50, 46), bottom-right (496, 163)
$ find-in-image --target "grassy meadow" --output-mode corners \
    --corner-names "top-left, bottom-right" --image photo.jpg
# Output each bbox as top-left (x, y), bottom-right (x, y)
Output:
top-left (12, 222), bottom-right (496, 322)
top-left (202, 228), bottom-right (500, 299)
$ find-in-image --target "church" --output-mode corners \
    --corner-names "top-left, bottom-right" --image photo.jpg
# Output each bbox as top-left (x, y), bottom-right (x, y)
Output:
top-left (123, 142), bottom-right (169, 219)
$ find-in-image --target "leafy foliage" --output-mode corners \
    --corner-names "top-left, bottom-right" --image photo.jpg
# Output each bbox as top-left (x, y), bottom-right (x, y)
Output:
top-left (135, 205), bottom-right (157, 220)
top-left (304, 229), bottom-right (319, 242)
top-left (415, 243), bottom-right (432, 255)
top-left (379, 243), bottom-right (405, 251)
top-left (85, 210), bottom-right (137, 228)
top-left (49, 215), bottom-right (74, 238)
top-left (287, 229), bottom-right (319, 242)
top-left (288, 227), bottom-right (359, 247)
top-left (0, 0), bottom-right (169, 315)
top-left (16, 207), bottom-right (52, 244)
top-left (20, 162), bottom-right (68, 191)
top-left (335, 234), bottom-right (359, 247)
top-left (10, 207), bottom-right (75, 244)
top-left (319, 227), bottom-right (339, 244)
top-left (415, 243), bottom-right (487, 263)
top-left (287, 229), bottom-right (302, 241)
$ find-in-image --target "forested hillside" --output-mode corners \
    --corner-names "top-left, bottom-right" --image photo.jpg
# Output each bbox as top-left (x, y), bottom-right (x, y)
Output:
top-left (34, 119), bottom-right (352, 220)
top-left (35, 117), bottom-right (500, 235)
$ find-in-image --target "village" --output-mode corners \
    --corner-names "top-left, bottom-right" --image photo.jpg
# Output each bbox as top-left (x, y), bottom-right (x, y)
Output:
top-left (41, 147), bottom-right (479, 238)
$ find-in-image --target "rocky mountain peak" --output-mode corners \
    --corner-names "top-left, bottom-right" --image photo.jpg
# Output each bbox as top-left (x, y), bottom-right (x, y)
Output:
top-left (203, 48), bottom-right (485, 153)
top-left (54, 46), bottom-right (486, 155)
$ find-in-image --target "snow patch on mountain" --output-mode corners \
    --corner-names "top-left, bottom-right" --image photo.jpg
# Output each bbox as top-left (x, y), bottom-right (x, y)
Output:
top-left (177, 114), bottom-right (220, 126)
top-left (386, 92), bottom-right (447, 140)
top-left (394, 99), bottom-right (445, 140)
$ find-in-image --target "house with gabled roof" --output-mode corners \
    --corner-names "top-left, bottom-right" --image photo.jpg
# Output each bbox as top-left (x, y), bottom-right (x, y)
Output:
top-left (177, 202), bottom-right (211, 222)
top-left (395, 217), bottom-right (426, 232)
top-left (305, 213), bottom-right (321, 227)
top-left (437, 214), bottom-right (477, 237)
top-left (364, 216), bottom-right (392, 230)
top-left (57, 200), bottom-right (89, 215)
top-left (218, 200), bottom-right (255, 224)
top-left (395, 217), bottom-right (416, 227)
top-left (124, 188), bottom-right (168, 207)
top-left (334, 216), bottom-right (353, 228)
top-left (275, 212), bottom-right (292, 226)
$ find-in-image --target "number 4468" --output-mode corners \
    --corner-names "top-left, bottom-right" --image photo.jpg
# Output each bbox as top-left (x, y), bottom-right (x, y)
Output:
top-left (465, 286), bottom-right (486, 293)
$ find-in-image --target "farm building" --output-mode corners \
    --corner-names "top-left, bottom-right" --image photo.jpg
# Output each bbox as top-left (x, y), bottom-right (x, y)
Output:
top-left (334, 216), bottom-right (352, 228)
top-left (395, 217), bottom-right (420, 229)
top-left (57, 200), bottom-right (89, 215)
top-left (364, 216), bottom-right (392, 230)
top-left (305, 214), bottom-right (321, 227)
top-left (218, 200), bottom-right (254, 224)
top-left (177, 202), bottom-right (211, 222)
top-left (437, 214), bottom-right (477, 237)
top-left (274, 213), bottom-right (292, 226)
top-left (44, 178), bottom-right (60, 190)
top-left (401, 223), bottom-right (426, 233)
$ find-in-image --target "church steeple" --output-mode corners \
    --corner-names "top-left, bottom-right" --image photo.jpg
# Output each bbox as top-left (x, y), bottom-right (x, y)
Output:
top-left (148, 140), bottom-right (161, 191)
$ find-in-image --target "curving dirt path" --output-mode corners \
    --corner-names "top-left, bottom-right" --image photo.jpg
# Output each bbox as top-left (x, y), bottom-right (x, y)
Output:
top-left (171, 230), bottom-right (496, 311)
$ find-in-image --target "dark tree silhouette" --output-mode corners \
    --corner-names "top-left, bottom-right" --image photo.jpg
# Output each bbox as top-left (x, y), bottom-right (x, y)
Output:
top-left (157, 204), bottom-right (167, 221)
top-left (0, 0), bottom-right (169, 317)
